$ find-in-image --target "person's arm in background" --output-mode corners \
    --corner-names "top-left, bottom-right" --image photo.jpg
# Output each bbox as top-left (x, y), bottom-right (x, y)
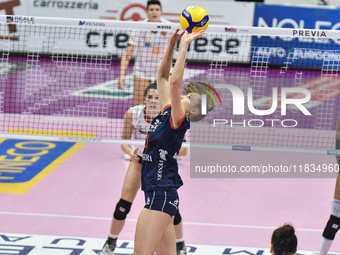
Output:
top-left (178, 136), bottom-right (188, 156)
top-left (118, 44), bottom-right (136, 90)
top-left (121, 109), bottom-right (136, 155)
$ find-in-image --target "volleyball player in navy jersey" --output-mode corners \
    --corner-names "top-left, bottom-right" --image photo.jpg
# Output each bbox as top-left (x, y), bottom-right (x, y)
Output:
top-left (132, 29), bottom-right (214, 255)
top-left (97, 84), bottom-right (188, 255)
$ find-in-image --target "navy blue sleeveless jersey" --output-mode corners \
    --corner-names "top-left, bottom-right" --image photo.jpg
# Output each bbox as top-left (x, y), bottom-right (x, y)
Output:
top-left (141, 105), bottom-right (190, 191)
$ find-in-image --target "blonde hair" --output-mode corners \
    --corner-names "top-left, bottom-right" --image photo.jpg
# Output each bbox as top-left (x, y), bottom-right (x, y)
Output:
top-left (184, 80), bottom-right (215, 122)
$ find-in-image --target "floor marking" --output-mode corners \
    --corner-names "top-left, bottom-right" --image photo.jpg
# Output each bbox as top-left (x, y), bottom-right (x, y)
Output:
top-left (0, 211), bottom-right (322, 232)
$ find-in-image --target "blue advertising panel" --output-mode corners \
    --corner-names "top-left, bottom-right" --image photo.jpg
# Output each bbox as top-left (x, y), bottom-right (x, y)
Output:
top-left (0, 139), bottom-right (82, 194)
top-left (252, 4), bottom-right (340, 68)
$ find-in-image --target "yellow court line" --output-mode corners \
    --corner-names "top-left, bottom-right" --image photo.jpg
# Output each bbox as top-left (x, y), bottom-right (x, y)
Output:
top-left (7, 129), bottom-right (97, 138)
top-left (0, 176), bottom-right (14, 180)
top-left (0, 170), bottom-right (23, 173)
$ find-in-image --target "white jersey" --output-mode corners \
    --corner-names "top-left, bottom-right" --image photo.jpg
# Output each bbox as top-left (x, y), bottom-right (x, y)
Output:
top-left (128, 18), bottom-right (172, 80)
top-left (130, 104), bottom-right (151, 154)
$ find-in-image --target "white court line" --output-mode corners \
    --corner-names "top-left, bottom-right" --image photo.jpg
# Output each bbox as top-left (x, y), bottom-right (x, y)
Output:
top-left (0, 211), bottom-right (322, 232)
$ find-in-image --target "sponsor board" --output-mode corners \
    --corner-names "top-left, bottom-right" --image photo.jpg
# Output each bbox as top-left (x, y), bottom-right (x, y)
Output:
top-left (225, 27), bottom-right (237, 32)
top-left (0, 23), bottom-right (253, 63)
top-left (0, 233), bottom-right (319, 255)
top-left (3, 2), bottom-right (340, 66)
top-left (0, 1), bottom-right (254, 62)
top-left (253, 4), bottom-right (340, 68)
top-left (327, 150), bottom-right (340, 155)
top-left (156, 25), bottom-right (172, 30)
top-left (33, 0), bottom-right (99, 10)
top-left (6, 15), bottom-right (34, 24)
top-left (232, 145), bottom-right (251, 151)
top-left (13, 0), bottom-right (252, 25)
top-left (79, 20), bottom-right (105, 27)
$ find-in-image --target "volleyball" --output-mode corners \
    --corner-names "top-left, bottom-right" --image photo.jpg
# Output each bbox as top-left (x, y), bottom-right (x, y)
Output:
top-left (180, 6), bottom-right (209, 33)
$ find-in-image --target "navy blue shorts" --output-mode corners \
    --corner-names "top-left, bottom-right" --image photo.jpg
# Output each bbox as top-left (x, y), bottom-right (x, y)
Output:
top-left (144, 190), bottom-right (179, 217)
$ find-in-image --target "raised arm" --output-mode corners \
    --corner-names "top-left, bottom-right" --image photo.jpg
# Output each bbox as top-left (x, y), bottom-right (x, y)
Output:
top-left (118, 44), bottom-right (136, 90)
top-left (156, 29), bottom-right (184, 110)
top-left (170, 30), bottom-right (205, 127)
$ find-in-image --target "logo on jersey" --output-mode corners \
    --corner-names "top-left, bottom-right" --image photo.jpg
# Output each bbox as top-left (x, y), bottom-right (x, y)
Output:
top-left (136, 122), bottom-right (148, 135)
top-left (157, 160), bottom-right (164, 181)
top-left (146, 197), bottom-right (150, 205)
top-left (142, 154), bottom-right (153, 162)
top-left (169, 199), bottom-right (179, 209)
top-left (159, 149), bottom-right (168, 161)
top-left (149, 119), bottom-right (162, 132)
top-left (138, 127), bottom-right (148, 135)
top-left (173, 152), bottom-right (178, 160)
top-left (157, 149), bottom-right (168, 180)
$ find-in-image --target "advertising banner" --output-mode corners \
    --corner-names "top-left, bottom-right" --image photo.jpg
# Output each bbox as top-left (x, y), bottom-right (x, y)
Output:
top-left (0, 0), bottom-right (255, 60)
top-left (252, 4), bottom-right (340, 69)
top-left (0, 0), bottom-right (253, 25)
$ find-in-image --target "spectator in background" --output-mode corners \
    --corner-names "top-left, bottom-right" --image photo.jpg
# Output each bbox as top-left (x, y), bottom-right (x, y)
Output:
top-left (118, 0), bottom-right (172, 106)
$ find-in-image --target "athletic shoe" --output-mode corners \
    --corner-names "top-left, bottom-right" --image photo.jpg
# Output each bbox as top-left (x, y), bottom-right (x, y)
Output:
top-left (97, 237), bottom-right (117, 255)
top-left (176, 241), bottom-right (187, 255)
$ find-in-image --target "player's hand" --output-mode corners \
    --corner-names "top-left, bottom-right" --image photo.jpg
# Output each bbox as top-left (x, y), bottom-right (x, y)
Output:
top-left (130, 148), bottom-right (140, 164)
top-left (118, 76), bottom-right (125, 90)
top-left (181, 30), bottom-right (205, 46)
top-left (169, 29), bottom-right (185, 45)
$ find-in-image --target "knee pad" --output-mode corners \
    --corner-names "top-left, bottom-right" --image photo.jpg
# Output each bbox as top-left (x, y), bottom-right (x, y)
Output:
top-left (113, 199), bottom-right (132, 220)
top-left (323, 215), bottom-right (340, 240)
top-left (174, 209), bottom-right (182, 225)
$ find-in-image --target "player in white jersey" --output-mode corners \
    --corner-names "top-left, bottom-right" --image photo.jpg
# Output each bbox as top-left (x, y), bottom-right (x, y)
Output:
top-left (98, 83), bottom-right (188, 255)
top-left (123, 98), bottom-right (157, 156)
top-left (118, 0), bottom-right (172, 106)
